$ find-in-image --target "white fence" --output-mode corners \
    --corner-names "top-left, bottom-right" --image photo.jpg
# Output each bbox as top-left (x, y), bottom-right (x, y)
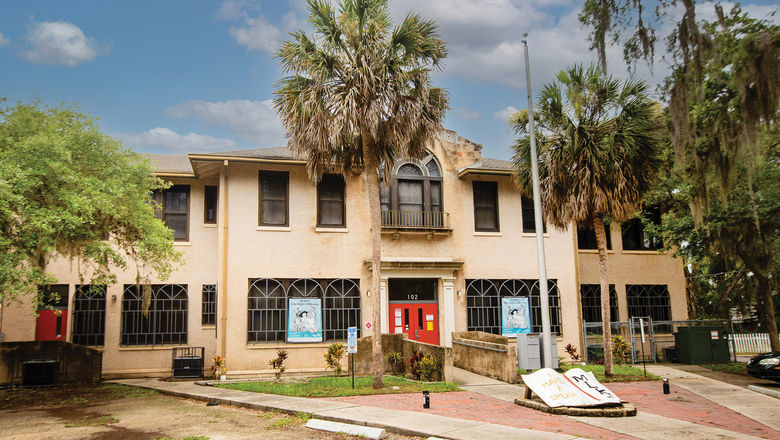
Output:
top-left (730, 333), bottom-right (771, 354)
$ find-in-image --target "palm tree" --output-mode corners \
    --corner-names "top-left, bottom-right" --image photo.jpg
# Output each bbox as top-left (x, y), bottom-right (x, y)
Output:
top-left (274, 0), bottom-right (448, 388)
top-left (512, 64), bottom-right (662, 376)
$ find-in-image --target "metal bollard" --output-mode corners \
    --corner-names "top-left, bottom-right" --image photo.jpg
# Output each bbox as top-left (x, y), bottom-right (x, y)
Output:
top-left (422, 390), bottom-right (430, 408)
top-left (663, 378), bottom-right (670, 394)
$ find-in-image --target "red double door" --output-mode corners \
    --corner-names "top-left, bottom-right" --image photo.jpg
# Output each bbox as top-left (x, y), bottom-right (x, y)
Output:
top-left (389, 303), bottom-right (439, 345)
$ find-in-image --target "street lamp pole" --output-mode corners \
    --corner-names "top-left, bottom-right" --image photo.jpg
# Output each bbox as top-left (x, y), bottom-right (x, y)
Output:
top-left (522, 34), bottom-right (553, 368)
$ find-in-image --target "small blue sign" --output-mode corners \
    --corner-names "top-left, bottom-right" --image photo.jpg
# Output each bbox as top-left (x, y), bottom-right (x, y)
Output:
top-left (347, 326), bottom-right (357, 353)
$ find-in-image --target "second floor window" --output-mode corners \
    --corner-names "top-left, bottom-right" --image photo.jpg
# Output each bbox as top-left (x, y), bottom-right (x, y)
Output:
top-left (577, 224), bottom-right (612, 250)
top-left (155, 185), bottom-right (190, 241)
top-left (380, 152), bottom-right (444, 227)
top-left (473, 181), bottom-right (499, 232)
top-left (204, 185), bottom-right (218, 224)
top-left (259, 171), bottom-right (289, 226)
top-left (317, 174), bottom-right (345, 227)
top-left (521, 196), bottom-right (546, 233)
top-left (622, 206), bottom-right (662, 250)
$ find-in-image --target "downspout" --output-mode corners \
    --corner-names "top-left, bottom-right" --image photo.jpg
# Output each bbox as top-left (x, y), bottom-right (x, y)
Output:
top-left (217, 160), bottom-right (229, 358)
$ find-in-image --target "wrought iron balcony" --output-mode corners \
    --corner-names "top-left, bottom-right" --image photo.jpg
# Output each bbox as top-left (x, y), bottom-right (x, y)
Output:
top-left (381, 210), bottom-right (451, 231)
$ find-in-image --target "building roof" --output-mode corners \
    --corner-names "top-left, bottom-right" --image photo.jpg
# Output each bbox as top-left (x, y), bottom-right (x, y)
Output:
top-left (146, 153), bottom-right (194, 176)
top-left (200, 146), bottom-right (302, 160)
top-left (457, 157), bottom-right (513, 178)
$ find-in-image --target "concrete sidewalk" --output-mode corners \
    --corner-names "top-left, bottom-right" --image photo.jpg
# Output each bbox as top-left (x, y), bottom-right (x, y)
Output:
top-left (113, 378), bottom-right (573, 440)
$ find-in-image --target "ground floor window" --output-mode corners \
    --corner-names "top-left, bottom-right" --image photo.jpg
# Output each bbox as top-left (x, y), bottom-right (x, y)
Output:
top-left (248, 278), bottom-right (360, 343)
top-left (580, 284), bottom-right (618, 323)
top-left (72, 285), bottom-right (106, 346)
top-left (626, 284), bottom-right (671, 332)
top-left (466, 278), bottom-right (561, 335)
top-left (202, 284), bottom-right (217, 326)
top-left (121, 284), bottom-right (188, 345)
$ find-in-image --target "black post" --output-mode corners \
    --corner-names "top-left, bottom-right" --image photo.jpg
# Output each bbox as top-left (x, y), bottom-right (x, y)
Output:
top-left (351, 353), bottom-right (355, 389)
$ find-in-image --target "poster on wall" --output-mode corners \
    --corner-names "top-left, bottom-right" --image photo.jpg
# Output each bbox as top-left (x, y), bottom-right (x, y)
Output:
top-left (501, 296), bottom-right (531, 336)
top-left (287, 298), bottom-right (323, 342)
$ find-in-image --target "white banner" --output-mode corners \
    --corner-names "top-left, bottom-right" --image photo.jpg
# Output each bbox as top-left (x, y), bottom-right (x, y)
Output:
top-left (521, 368), bottom-right (622, 407)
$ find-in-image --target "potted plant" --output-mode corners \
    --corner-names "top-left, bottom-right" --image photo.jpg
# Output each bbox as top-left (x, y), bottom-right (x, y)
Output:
top-left (211, 355), bottom-right (226, 381)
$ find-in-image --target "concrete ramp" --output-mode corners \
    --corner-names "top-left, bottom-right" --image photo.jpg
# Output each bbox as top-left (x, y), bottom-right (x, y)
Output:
top-left (452, 367), bottom-right (525, 403)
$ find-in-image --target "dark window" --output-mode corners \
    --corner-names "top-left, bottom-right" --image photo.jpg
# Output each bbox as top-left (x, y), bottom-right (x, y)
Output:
top-left (121, 284), bottom-right (188, 345)
top-left (580, 284), bottom-right (618, 323)
top-left (380, 153), bottom-right (445, 228)
top-left (155, 185), bottom-right (190, 241)
top-left (473, 181), bottom-right (499, 232)
top-left (466, 279), bottom-right (561, 335)
top-left (626, 284), bottom-right (671, 332)
top-left (521, 196), bottom-right (546, 233)
top-left (389, 278), bottom-right (437, 302)
top-left (577, 225), bottom-right (612, 250)
top-left (72, 285), bottom-right (106, 346)
top-left (259, 171), bottom-right (289, 226)
top-left (38, 284), bottom-right (69, 309)
top-left (317, 174), bottom-right (345, 227)
top-left (621, 206), bottom-right (662, 250)
top-left (248, 278), bottom-right (361, 343)
top-left (202, 284), bottom-right (217, 326)
top-left (204, 186), bottom-right (218, 224)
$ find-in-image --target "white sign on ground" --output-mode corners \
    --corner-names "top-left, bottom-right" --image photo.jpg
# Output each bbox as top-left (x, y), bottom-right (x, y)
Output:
top-left (521, 368), bottom-right (622, 407)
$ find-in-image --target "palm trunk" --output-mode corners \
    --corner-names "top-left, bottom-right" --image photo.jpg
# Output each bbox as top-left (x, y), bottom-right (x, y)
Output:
top-left (361, 131), bottom-right (384, 389)
top-left (593, 217), bottom-right (613, 376)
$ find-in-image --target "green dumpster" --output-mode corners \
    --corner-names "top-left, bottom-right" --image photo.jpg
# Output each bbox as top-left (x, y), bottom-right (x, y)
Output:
top-left (674, 327), bottom-right (730, 364)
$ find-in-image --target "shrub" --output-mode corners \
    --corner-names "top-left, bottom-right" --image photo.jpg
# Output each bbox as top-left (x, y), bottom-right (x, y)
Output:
top-left (612, 335), bottom-right (632, 364)
top-left (408, 350), bottom-right (425, 380)
top-left (564, 344), bottom-right (581, 362)
top-left (386, 352), bottom-right (404, 376)
top-left (269, 350), bottom-right (288, 380)
top-left (324, 343), bottom-right (345, 376)
top-left (417, 354), bottom-right (442, 382)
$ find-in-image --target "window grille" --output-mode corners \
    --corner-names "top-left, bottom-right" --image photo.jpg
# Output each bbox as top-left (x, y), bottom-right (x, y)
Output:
top-left (325, 279), bottom-right (361, 341)
top-left (121, 284), bottom-right (188, 345)
top-left (627, 284), bottom-right (671, 332)
top-left (248, 278), bottom-right (361, 343)
top-left (466, 279), bottom-right (561, 335)
top-left (72, 285), bottom-right (106, 346)
top-left (202, 284), bottom-right (217, 326)
top-left (580, 284), bottom-right (618, 323)
top-left (248, 278), bottom-right (286, 343)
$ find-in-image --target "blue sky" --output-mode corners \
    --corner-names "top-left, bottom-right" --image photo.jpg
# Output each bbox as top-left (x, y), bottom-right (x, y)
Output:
top-left (0, 1), bottom-right (776, 160)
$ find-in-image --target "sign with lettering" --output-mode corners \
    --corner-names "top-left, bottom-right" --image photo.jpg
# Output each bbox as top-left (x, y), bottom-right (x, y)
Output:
top-left (521, 368), bottom-right (621, 407)
top-left (347, 327), bottom-right (357, 354)
top-left (287, 298), bottom-right (322, 343)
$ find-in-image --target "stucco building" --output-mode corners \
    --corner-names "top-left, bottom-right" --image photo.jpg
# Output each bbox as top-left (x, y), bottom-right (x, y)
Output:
top-left (0, 130), bottom-right (688, 377)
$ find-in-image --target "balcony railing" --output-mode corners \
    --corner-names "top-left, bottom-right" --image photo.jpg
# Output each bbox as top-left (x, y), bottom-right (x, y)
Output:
top-left (381, 210), bottom-right (451, 230)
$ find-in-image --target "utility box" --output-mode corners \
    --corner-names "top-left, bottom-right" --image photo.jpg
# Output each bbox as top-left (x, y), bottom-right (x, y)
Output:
top-left (517, 333), bottom-right (541, 370)
top-left (172, 347), bottom-right (204, 378)
top-left (22, 360), bottom-right (59, 387)
top-left (674, 327), bottom-right (730, 364)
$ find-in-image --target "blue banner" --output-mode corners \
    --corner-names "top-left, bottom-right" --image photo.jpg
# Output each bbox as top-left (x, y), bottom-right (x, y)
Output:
top-left (501, 296), bottom-right (531, 336)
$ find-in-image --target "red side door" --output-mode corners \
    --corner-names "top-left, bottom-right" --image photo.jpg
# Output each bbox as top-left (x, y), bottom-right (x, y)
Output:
top-left (36, 309), bottom-right (68, 341)
top-left (389, 303), bottom-right (439, 345)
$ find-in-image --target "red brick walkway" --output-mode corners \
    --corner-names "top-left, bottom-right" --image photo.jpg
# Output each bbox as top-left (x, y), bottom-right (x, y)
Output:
top-left (328, 383), bottom-right (780, 439)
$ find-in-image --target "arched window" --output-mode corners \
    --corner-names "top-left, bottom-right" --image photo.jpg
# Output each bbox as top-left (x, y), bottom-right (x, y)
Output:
top-left (325, 279), bottom-right (361, 340)
top-left (72, 285), bottom-right (106, 346)
top-left (380, 152), bottom-right (444, 227)
top-left (121, 284), bottom-right (188, 346)
top-left (248, 278), bottom-right (286, 343)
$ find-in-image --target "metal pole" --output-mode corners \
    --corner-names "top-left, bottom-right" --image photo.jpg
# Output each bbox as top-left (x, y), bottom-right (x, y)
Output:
top-left (522, 34), bottom-right (553, 368)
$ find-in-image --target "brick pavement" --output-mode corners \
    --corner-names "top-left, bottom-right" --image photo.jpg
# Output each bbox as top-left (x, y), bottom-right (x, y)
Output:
top-left (329, 382), bottom-right (780, 440)
top-left (608, 382), bottom-right (779, 439)
top-left (328, 391), bottom-right (637, 439)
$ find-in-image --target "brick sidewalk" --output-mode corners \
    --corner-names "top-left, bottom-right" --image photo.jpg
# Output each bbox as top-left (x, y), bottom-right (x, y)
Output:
top-left (328, 383), bottom-right (780, 440)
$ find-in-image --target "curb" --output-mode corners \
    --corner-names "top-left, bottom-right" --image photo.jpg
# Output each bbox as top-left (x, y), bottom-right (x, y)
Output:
top-left (748, 384), bottom-right (780, 399)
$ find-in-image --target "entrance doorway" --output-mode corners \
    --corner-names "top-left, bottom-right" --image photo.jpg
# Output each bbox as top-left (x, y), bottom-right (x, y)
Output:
top-left (388, 278), bottom-right (439, 345)
top-left (36, 285), bottom-right (69, 341)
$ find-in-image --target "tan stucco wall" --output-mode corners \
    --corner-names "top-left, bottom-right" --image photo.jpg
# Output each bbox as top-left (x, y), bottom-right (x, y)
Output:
top-left (0, 133), bottom-right (688, 376)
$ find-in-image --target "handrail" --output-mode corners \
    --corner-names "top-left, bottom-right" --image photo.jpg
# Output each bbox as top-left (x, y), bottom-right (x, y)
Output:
top-left (381, 210), bottom-right (450, 229)
top-left (452, 339), bottom-right (508, 353)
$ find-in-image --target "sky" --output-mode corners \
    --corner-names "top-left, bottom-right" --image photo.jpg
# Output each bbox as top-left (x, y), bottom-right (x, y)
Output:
top-left (0, 1), bottom-right (776, 160)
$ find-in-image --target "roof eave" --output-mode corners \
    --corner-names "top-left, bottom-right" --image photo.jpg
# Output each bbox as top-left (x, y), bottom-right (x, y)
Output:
top-left (457, 168), bottom-right (513, 179)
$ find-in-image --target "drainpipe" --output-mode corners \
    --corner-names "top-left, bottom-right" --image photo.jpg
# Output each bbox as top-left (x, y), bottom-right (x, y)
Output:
top-left (217, 160), bottom-right (229, 358)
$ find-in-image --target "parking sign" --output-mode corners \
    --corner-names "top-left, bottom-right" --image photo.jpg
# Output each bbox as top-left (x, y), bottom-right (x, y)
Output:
top-left (347, 327), bottom-right (357, 354)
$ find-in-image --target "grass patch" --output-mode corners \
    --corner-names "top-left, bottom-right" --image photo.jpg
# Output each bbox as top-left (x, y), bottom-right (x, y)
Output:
top-left (517, 364), bottom-right (660, 383)
top-left (64, 415), bottom-right (119, 428)
top-left (0, 383), bottom-right (158, 410)
top-left (698, 362), bottom-right (748, 375)
top-left (216, 375), bottom-right (459, 397)
top-left (266, 412), bottom-right (311, 430)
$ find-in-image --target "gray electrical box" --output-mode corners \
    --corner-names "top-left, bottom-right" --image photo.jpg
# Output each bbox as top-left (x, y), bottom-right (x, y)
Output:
top-left (517, 333), bottom-right (541, 370)
top-left (547, 333), bottom-right (559, 369)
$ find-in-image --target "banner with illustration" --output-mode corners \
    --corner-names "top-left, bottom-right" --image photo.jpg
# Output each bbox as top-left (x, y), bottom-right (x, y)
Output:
top-left (501, 296), bottom-right (531, 336)
top-left (287, 298), bottom-right (323, 342)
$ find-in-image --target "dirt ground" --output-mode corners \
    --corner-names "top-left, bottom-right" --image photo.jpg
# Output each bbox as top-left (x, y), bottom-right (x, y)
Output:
top-left (0, 384), bottom-right (421, 440)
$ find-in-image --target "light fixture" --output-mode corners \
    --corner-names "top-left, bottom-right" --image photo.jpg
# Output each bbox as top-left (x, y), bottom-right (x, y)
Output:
top-left (111, 295), bottom-right (117, 303)
top-left (457, 290), bottom-right (463, 298)
top-left (366, 290), bottom-right (371, 297)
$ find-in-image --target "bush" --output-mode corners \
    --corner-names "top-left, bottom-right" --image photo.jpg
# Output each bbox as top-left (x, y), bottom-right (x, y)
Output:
top-left (324, 343), bottom-right (345, 376)
top-left (408, 350), bottom-right (424, 380)
top-left (417, 354), bottom-right (442, 382)
top-left (270, 350), bottom-right (288, 380)
top-left (386, 352), bottom-right (404, 376)
top-left (564, 344), bottom-right (581, 362)
top-left (612, 335), bottom-right (632, 364)
top-left (587, 346), bottom-right (605, 365)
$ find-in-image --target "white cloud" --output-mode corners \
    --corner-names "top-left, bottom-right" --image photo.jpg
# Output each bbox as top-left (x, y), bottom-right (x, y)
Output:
top-left (164, 99), bottom-right (285, 146)
top-left (455, 106), bottom-right (482, 120)
top-left (21, 21), bottom-right (108, 67)
top-left (114, 127), bottom-right (237, 153)
top-left (493, 106), bottom-right (520, 121)
top-left (0, 33), bottom-right (10, 47)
